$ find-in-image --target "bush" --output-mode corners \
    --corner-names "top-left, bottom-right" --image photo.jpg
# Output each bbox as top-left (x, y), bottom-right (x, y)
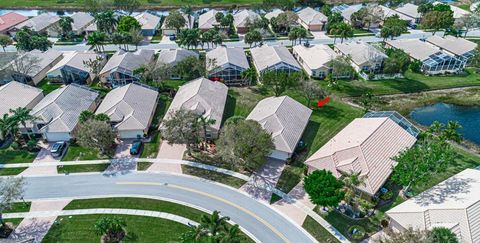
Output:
top-left (10, 142), bottom-right (19, 150)
top-left (348, 225), bottom-right (366, 240)
top-left (26, 139), bottom-right (38, 152)
top-left (380, 191), bottom-right (394, 201)
top-left (409, 60), bottom-right (422, 73)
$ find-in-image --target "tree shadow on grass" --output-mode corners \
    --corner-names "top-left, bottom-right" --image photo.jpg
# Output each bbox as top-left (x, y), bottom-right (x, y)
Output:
top-left (377, 78), bottom-right (431, 94)
top-left (222, 94), bottom-right (236, 126)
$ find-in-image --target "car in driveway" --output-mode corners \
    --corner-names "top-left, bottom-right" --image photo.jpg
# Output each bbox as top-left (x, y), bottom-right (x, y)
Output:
top-left (50, 141), bottom-right (68, 157)
top-left (130, 140), bottom-right (143, 155)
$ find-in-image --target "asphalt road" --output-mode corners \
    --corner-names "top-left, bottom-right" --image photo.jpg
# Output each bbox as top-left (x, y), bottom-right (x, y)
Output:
top-left (22, 172), bottom-right (316, 243)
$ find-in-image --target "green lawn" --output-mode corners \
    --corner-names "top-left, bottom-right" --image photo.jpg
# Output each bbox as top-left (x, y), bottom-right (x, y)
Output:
top-left (0, 167), bottom-right (27, 176)
top-left (38, 79), bottom-right (62, 94)
top-left (302, 216), bottom-right (340, 243)
top-left (140, 132), bottom-right (160, 158)
top-left (57, 163), bottom-right (110, 173)
top-left (0, 146), bottom-right (37, 164)
top-left (4, 202), bottom-right (31, 213)
top-left (223, 87), bottom-right (266, 122)
top-left (322, 69), bottom-right (480, 97)
top-left (61, 143), bottom-right (109, 161)
top-left (42, 214), bottom-right (190, 243)
top-left (320, 210), bottom-right (380, 242)
top-left (0, 0), bottom-right (262, 8)
top-left (137, 161), bottom-right (153, 171)
top-left (181, 165), bottom-right (247, 188)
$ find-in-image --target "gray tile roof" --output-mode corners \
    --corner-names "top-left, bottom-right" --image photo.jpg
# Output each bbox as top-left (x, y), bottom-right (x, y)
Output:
top-left (0, 81), bottom-right (43, 116)
top-left (233, 10), bottom-right (260, 28)
top-left (297, 7), bottom-right (328, 25)
top-left (9, 49), bottom-right (63, 78)
top-left (206, 46), bottom-right (249, 71)
top-left (250, 45), bottom-right (301, 72)
top-left (96, 83), bottom-right (159, 131)
top-left (426, 35), bottom-right (477, 56)
top-left (135, 12), bottom-right (161, 30)
top-left (386, 39), bottom-right (440, 61)
top-left (157, 48), bottom-right (199, 66)
top-left (64, 52), bottom-right (104, 73)
top-left (265, 9), bottom-right (284, 20)
top-left (100, 49), bottom-right (155, 75)
top-left (15, 13), bottom-right (60, 32)
top-left (395, 3), bottom-right (420, 19)
top-left (164, 77), bottom-right (228, 132)
top-left (70, 12), bottom-right (94, 32)
top-left (198, 9), bottom-right (219, 30)
top-left (247, 96), bottom-right (312, 153)
top-left (335, 41), bottom-right (387, 66)
top-left (30, 84), bottom-right (99, 133)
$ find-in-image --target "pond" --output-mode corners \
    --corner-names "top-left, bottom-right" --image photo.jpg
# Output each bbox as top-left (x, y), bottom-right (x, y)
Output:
top-left (410, 103), bottom-right (480, 145)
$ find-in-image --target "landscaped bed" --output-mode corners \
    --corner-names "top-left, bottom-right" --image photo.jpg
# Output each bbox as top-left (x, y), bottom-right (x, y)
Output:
top-left (0, 146), bottom-right (37, 164)
top-left (136, 161), bottom-right (153, 171)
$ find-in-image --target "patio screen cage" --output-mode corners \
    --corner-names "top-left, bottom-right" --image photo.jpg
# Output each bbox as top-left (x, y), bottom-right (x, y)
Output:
top-left (422, 52), bottom-right (465, 74)
top-left (364, 111), bottom-right (420, 137)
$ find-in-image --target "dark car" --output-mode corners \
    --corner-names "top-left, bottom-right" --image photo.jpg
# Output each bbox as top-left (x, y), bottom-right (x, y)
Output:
top-left (50, 141), bottom-right (68, 157)
top-left (169, 35), bottom-right (176, 41)
top-left (130, 140), bottom-right (143, 155)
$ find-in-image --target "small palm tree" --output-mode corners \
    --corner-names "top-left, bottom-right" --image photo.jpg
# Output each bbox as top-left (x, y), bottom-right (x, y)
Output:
top-left (217, 224), bottom-right (245, 243)
top-left (198, 114), bottom-right (216, 151)
top-left (443, 121), bottom-right (462, 143)
top-left (88, 31), bottom-right (106, 52)
top-left (241, 68), bottom-right (256, 85)
top-left (337, 22), bottom-right (354, 43)
top-left (10, 107), bottom-right (36, 139)
top-left (59, 16), bottom-right (74, 39)
top-left (199, 210), bottom-right (230, 236)
top-left (341, 171), bottom-right (367, 208)
top-left (181, 5), bottom-right (193, 27)
top-left (94, 216), bottom-right (127, 243)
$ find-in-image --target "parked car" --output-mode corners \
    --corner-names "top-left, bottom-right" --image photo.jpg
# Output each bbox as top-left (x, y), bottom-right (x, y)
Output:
top-left (130, 140), bottom-right (143, 155)
top-left (169, 35), bottom-right (176, 41)
top-left (50, 141), bottom-right (68, 157)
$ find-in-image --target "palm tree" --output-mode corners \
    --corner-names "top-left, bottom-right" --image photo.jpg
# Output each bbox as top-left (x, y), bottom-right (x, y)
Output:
top-left (198, 114), bottom-right (216, 151)
top-left (443, 121), bottom-right (462, 143)
top-left (201, 30), bottom-right (213, 49)
top-left (341, 171), bottom-right (367, 205)
top-left (217, 224), bottom-right (245, 243)
top-left (181, 5), bottom-right (193, 28)
top-left (199, 210), bottom-right (230, 236)
top-left (212, 33), bottom-right (223, 47)
top-left (0, 113), bottom-right (17, 142)
top-left (59, 16), bottom-right (74, 39)
top-left (129, 28), bottom-right (144, 51)
top-left (296, 27), bottom-right (307, 44)
top-left (337, 22), bottom-right (354, 43)
top-left (10, 107), bottom-right (36, 139)
top-left (241, 68), bottom-right (256, 85)
top-left (87, 31), bottom-right (106, 52)
top-left (94, 10), bottom-right (117, 35)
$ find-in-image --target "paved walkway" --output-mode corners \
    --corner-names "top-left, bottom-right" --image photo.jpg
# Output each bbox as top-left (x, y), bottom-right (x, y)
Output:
top-left (20, 142), bottom-right (58, 176)
top-left (240, 158), bottom-right (286, 202)
top-left (147, 141), bottom-right (185, 173)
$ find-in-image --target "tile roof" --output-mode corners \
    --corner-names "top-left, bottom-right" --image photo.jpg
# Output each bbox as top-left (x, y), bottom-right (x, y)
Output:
top-left (0, 12), bottom-right (28, 32)
top-left (206, 46), bottom-right (249, 71)
top-left (157, 48), bottom-right (199, 66)
top-left (386, 39), bottom-right (441, 61)
top-left (233, 10), bottom-right (260, 28)
top-left (250, 45), bottom-right (301, 72)
top-left (100, 49), bottom-right (155, 75)
top-left (135, 12), bottom-right (161, 30)
top-left (426, 35), bottom-right (477, 56)
top-left (70, 12), bottom-right (94, 32)
top-left (305, 117), bottom-right (417, 195)
top-left (30, 84), bottom-right (99, 133)
top-left (395, 3), bottom-right (420, 19)
top-left (96, 83), bottom-right (158, 131)
top-left (293, 44), bottom-right (338, 69)
top-left (0, 81), bottom-right (43, 116)
top-left (164, 77), bottom-right (228, 132)
top-left (340, 5), bottom-right (363, 21)
top-left (297, 7), bottom-right (328, 25)
top-left (9, 49), bottom-right (63, 78)
top-left (15, 13), bottom-right (60, 32)
top-left (247, 96), bottom-right (312, 153)
top-left (265, 9), bottom-right (284, 20)
top-left (198, 9), bottom-right (219, 30)
top-left (335, 41), bottom-right (387, 66)
top-left (378, 5), bottom-right (414, 22)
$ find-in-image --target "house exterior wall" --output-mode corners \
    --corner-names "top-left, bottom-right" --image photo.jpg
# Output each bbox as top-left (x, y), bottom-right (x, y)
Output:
top-left (269, 149), bottom-right (290, 161)
top-left (142, 28), bottom-right (157, 36)
top-left (119, 129), bottom-right (145, 139)
top-left (162, 28), bottom-right (176, 36)
top-left (44, 131), bottom-right (71, 141)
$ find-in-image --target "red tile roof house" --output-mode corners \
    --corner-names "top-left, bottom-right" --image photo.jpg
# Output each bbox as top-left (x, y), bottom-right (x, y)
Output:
top-left (305, 117), bottom-right (417, 196)
top-left (0, 12), bottom-right (28, 35)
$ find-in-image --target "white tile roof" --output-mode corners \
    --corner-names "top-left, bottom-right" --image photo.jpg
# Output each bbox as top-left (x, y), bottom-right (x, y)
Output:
top-left (96, 83), bottom-right (158, 132)
top-left (15, 13), bottom-right (60, 32)
top-left (10, 49), bottom-right (63, 78)
top-left (378, 5), bottom-right (414, 22)
top-left (198, 9), bottom-right (219, 30)
top-left (135, 12), bottom-right (161, 30)
top-left (233, 9), bottom-right (260, 28)
top-left (426, 35), bottom-right (477, 56)
top-left (157, 48), bottom-right (199, 66)
top-left (335, 41), bottom-right (387, 66)
top-left (386, 39), bottom-right (441, 61)
top-left (340, 4), bottom-right (364, 21)
top-left (70, 12), bottom-right (94, 32)
top-left (164, 78), bottom-right (228, 132)
top-left (297, 7), bottom-right (328, 25)
top-left (265, 9), bottom-right (284, 20)
top-left (387, 168), bottom-right (480, 243)
top-left (0, 81), bottom-right (43, 116)
top-left (250, 45), bottom-right (301, 72)
top-left (247, 96), bottom-right (312, 154)
top-left (47, 51), bottom-right (76, 76)
top-left (305, 117), bottom-right (417, 195)
top-left (30, 84), bottom-right (99, 133)
top-left (206, 46), bottom-right (249, 71)
top-left (293, 44), bottom-right (338, 69)
top-left (395, 3), bottom-right (421, 19)
top-left (100, 49), bottom-right (155, 75)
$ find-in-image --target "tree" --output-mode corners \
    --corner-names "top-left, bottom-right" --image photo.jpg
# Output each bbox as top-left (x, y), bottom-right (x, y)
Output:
top-left (360, 91), bottom-right (375, 112)
top-left (260, 71), bottom-right (299, 96)
top-left (341, 171), bottom-right (367, 205)
top-left (335, 22), bottom-right (354, 43)
top-left (0, 177), bottom-right (25, 229)
top-left (113, 0), bottom-right (140, 14)
top-left (304, 170), bottom-right (345, 209)
top-left (15, 27), bottom-right (52, 52)
top-left (59, 16), bottom-right (74, 39)
top-left (177, 28), bottom-right (201, 49)
top-left (288, 26), bottom-right (307, 45)
top-left (181, 5), bottom-right (193, 27)
top-left (456, 13), bottom-right (480, 37)
top-left (87, 31), bottom-right (107, 52)
top-left (117, 16), bottom-right (141, 33)
top-left (380, 15), bottom-right (408, 40)
top-left (217, 119), bottom-right (274, 172)
top-left (244, 29), bottom-right (262, 47)
top-left (198, 114), bottom-right (215, 150)
top-left (330, 55), bottom-right (354, 81)
top-left (326, 12), bottom-right (344, 34)
top-left (83, 56), bottom-right (104, 83)
top-left (172, 56), bottom-right (205, 81)
top-left (94, 216), bottom-right (127, 242)
top-left (0, 34), bottom-right (12, 52)
top-left (383, 48), bottom-right (410, 74)
top-left (94, 10), bottom-right (117, 35)
top-left (0, 114), bottom-right (17, 141)
top-left (79, 110), bottom-right (110, 123)
top-left (299, 78), bottom-right (326, 107)
top-left (421, 10), bottom-right (454, 35)
top-left (75, 119), bottom-right (116, 156)
top-left (418, 2), bottom-right (434, 16)
top-left (9, 107), bottom-right (36, 139)
top-left (351, 8), bottom-right (368, 28)
top-left (271, 11), bottom-right (298, 33)
top-left (429, 227), bottom-right (458, 243)
top-left (161, 109), bottom-right (202, 155)
top-left (375, 227), bottom-right (429, 243)
top-left (129, 28), bottom-right (143, 50)
top-left (321, 5), bottom-right (332, 17)
top-left (240, 67), bottom-right (256, 85)
top-left (363, 5), bottom-right (384, 30)
top-left (165, 10), bottom-right (186, 34)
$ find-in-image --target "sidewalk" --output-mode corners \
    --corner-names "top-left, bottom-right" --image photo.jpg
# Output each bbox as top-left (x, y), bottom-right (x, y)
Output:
top-left (147, 140), bottom-right (185, 173)
top-left (240, 158), bottom-right (286, 202)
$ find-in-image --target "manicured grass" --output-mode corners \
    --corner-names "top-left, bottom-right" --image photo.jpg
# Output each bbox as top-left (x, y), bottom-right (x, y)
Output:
top-left (61, 143), bottom-right (109, 161)
top-left (137, 161), bottom-right (153, 171)
top-left (223, 87), bottom-right (265, 121)
top-left (140, 132), bottom-right (160, 159)
top-left (57, 163), bottom-right (110, 173)
top-left (302, 216), bottom-right (340, 243)
top-left (320, 210), bottom-right (380, 242)
top-left (0, 167), bottom-right (27, 176)
top-left (4, 202), bottom-right (31, 213)
top-left (42, 214), bottom-right (190, 243)
top-left (0, 146), bottom-right (37, 164)
top-left (321, 69), bottom-right (480, 97)
top-left (38, 79), bottom-right (62, 95)
top-left (181, 165), bottom-right (247, 188)
top-left (163, 79), bottom-right (185, 90)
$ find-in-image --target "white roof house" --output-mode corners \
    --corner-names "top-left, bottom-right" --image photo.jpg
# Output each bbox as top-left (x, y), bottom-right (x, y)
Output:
top-left (206, 46), bottom-right (249, 85)
top-left (161, 13), bottom-right (194, 36)
top-left (29, 84), bottom-right (99, 141)
top-left (136, 12), bottom-right (161, 30)
top-left (0, 81), bottom-right (43, 117)
top-left (70, 12), bottom-right (95, 34)
top-left (297, 7), bottom-right (328, 31)
top-left (378, 5), bottom-right (414, 23)
top-left (96, 83), bottom-right (159, 139)
top-left (47, 51), bottom-right (105, 84)
top-left (164, 78), bottom-right (228, 138)
top-left (265, 9), bottom-right (284, 20)
top-left (13, 13), bottom-right (60, 33)
top-left (47, 51), bottom-right (77, 79)
top-left (233, 9), bottom-right (260, 32)
top-left (395, 3), bottom-right (421, 20)
top-left (250, 45), bottom-right (301, 74)
top-left (386, 39), bottom-right (440, 61)
top-left (247, 96), bottom-right (312, 161)
top-left (387, 168), bottom-right (480, 243)
top-left (7, 49), bottom-right (63, 85)
top-left (292, 44), bottom-right (338, 78)
top-left (305, 117), bottom-right (417, 195)
top-left (157, 48), bottom-right (199, 66)
top-left (198, 9), bottom-right (219, 31)
top-left (334, 41), bottom-right (387, 73)
top-left (426, 35), bottom-right (477, 57)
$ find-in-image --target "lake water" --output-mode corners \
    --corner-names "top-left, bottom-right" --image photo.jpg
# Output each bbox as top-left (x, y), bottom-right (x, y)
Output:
top-left (410, 103), bottom-right (480, 145)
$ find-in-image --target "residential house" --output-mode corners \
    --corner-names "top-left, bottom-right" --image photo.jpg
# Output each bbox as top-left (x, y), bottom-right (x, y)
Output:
top-left (198, 9), bottom-right (219, 31)
top-left (292, 44), bottom-right (339, 79)
top-left (96, 83), bottom-right (159, 139)
top-left (157, 48), bottom-right (199, 79)
top-left (47, 51), bottom-right (106, 85)
top-left (164, 77), bottom-right (228, 139)
top-left (426, 35), bottom-right (477, 63)
top-left (233, 9), bottom-right (260, 34)
top-left (334, 41), bottom-right (387, 74)
top-left (387, 168), bottom-right (480, 243)
top-left (0, 12), bottom-right (28, 35)
top-left (250, 45), bottom-right (301, 74)
top-left (28, 84), bottom-right (99, 141)
top-left (99, 49), bottom-right (155, 88)
top-left (136, 12), bottom-right (162, 36)
top-left (46, 51), bottom-right (77, 81)
top-left (378, 5), bottom-right (414, 26)
top-left (11, 13), bottom-right (61, 37)
top-left (161, 13), bottom-right (194, 36)
top-left (265, 9), bottom-right (284, 20)
top-left (206, 46), bottom-right (250, 86)
top-left (386, 38), bottom-right (465, 74)
top-left (395, 3), bottom-right (421, 23)
top-left (5, 49), bottom-right (63, 85)
top-left (305, 113), bottom-right (418, 196)
top-left (339, 4), bottom-right (363, 24)
top-left (0, 81), bottom-right (43, 117)
top-left (297, 7), bottom-right (328, 31)
top-left (433, 1), bottom-right (470, 20)
top-left (0, 52), bottom-right (19, 83)
top-left (70, 12), bottom-right (95, 36)
top-left (246, 96), bottom-right (312, 161)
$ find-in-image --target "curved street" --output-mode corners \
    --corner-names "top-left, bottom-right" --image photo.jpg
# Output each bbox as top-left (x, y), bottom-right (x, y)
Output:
top-left (21, 172), bottom-right (316, 243)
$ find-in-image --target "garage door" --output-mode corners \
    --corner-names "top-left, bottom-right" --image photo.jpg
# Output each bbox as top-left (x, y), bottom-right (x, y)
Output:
top-left (269, 150), bottom-right (290, 161)
top-left (45, 132), bottom-right (71, 142)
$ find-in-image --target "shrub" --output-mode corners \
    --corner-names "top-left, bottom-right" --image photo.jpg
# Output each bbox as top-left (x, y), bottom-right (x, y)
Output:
top-left (380, 191), bottom-right (394, 201)
top-left (348, 225), bottom-right (366, 240)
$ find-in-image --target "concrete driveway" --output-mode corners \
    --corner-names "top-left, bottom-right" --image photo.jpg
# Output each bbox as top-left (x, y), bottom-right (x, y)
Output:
top-left (147, 140), bottom-right (185, 173)
top-left (240, 158), bottom-right (286, 202)
top-left (20, 142), bottom-right (59, 176)
top-left (114, 139), bottom-right (137, 159)
top-left (311, 31), bottom-right (330, 39)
